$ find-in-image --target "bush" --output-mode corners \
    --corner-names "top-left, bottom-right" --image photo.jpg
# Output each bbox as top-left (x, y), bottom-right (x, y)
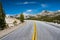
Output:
top-left (13, 21), bottom-right (17, 26)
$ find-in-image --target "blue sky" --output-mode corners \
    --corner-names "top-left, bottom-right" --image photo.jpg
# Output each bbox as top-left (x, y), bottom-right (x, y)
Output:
top-left (1, 0), bottom-right (60, 15)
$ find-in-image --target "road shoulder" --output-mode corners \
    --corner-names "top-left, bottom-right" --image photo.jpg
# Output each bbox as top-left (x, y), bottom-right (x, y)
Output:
top-left (0, 22), bottom-right (25, 39)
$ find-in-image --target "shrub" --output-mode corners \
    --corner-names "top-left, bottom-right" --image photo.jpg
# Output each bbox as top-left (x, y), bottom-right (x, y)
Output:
top-left (13, 21), bottom-right (17, 26)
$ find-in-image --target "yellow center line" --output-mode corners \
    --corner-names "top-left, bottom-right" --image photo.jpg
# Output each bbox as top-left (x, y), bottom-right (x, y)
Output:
top-left (32, 22), bottom-right (37, 40)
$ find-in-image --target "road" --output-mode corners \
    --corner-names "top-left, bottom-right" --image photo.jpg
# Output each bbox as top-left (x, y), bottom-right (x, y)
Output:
top-left (0, 20), bottom-right (60, 40)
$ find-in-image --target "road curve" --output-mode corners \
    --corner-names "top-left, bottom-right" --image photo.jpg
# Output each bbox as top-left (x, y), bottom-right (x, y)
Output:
top-left (36, 21), bottom-right (60, 40)
top-left (0, 20), bottom-right (60, 40)
top-left (1, 21), bottom-right (34, 40)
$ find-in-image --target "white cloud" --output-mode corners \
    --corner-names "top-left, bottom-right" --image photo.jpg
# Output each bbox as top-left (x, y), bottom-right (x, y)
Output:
top-left (6, 14), bottom-right (12, 16)
top-left (23, 12), bottom-right (34, 16)
top-left (58, 10), bottom-right (60, 12)
top-left (41, 4), bottom-right (47, 7)
top-left (24, 2), bottom-right (36, 4)
top-left (24, 2), bottom-right (28, 4)
top-left (23, 10), bottom-right (32, 16)
top-left (26, 10), bottom-right (32, 12)
top-left (16, 2), bottom-right (36, 5)
top-left (23, 12), bottom-right (30, 15)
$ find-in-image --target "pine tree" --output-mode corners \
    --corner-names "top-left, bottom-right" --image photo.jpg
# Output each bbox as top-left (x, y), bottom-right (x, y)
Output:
top-left (0, 2), bottom-right (6, 30)
top-left (20, 13), bottom-right (24, 23)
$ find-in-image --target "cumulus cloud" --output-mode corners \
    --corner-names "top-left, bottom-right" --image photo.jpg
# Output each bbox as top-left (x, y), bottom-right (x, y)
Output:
top-left (58, 10), bottom-right (60, 12)
top-left (26, 10), bottom-right (32, 12)
top-left (23, 12), bottom-right (30, 15)
top-left (23, 10), bottom-right (32, 16)
top-left (6, 14), bottom-right (12, 16)
top-left (16, 1), bottom-right (36, 5)
top-left (41, 4), bottom-right (47, 7)
top-left (24, 2), bottom-right (28, 4)
top-left (23, 12), bottom-right (34, 16)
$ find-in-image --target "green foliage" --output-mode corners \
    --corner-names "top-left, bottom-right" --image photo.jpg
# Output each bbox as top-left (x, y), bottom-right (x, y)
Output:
top-left (38, 15), bottom-right (60, 24)
top-left (20, 13), bottom-right (24, 23)
top-left (0, 2), bottom-right (6, 30)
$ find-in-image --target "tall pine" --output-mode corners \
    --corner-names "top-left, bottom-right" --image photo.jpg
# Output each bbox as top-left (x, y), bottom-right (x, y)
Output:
top-left (20, 13), bottom-right (24, 23)
top-left (0, 2), bottom-right (6, 30)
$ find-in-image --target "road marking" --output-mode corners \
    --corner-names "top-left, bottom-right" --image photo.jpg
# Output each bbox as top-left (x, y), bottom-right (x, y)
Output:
top-left (32, 22), bottom-right (37, 40)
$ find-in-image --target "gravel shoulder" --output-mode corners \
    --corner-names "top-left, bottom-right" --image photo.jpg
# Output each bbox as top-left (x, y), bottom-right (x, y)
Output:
top-left (0, 22), bottom-right (25, 39)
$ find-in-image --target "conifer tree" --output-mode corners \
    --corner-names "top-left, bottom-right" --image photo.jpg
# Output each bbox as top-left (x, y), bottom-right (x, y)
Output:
top-left (20, 13), bottom-right (24, 23)
top-left (0, 2), bottom-right (6, 30)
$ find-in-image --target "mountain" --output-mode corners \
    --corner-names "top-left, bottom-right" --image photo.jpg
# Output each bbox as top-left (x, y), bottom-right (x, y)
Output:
top-left (13, 13), bottom-right (35, 19)
top-left (9, 10), bottom-right (60, 19)
top-left (38, 10), bottom-right (60, 17)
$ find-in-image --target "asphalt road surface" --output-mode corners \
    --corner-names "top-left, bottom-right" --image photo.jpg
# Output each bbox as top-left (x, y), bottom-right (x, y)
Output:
top-left (0, 20), bottom-right (60, 40)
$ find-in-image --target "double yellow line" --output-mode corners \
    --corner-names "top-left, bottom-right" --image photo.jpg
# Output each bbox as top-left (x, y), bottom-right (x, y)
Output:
top-left (32, 22), bottom-right (37, 40)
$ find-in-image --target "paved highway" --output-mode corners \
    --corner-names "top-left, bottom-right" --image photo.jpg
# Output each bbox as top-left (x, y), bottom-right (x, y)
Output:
top-left (0, 20), bottom-right (60, 40)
